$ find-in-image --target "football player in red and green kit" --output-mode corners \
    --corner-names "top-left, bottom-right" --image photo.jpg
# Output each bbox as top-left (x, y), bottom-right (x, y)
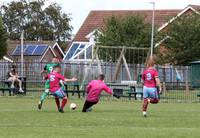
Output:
top-left (38, 57), bottom-right (62, 110)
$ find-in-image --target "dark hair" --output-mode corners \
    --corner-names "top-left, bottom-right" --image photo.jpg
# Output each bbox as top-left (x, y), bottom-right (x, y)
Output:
top-left (98, 74), bottom-right (105, 80)
top-left (10, 65), bottom-right (16, 74)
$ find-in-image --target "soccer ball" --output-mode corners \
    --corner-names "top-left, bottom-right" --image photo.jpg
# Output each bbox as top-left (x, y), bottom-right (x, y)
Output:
top-left (70, 103), bottom-right (77, 110)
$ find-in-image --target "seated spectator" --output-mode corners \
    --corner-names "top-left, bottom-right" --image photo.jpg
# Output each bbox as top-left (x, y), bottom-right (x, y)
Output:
top-left (7, 65), bottom-right (24, 93)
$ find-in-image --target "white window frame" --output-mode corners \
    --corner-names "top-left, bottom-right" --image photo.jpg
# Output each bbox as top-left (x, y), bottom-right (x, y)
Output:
top-left (63, 41), bottom-right (89, 60)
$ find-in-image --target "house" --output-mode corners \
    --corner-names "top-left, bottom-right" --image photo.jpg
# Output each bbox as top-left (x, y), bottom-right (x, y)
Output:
top-left (6, 40), bottom-right (64, 62)
top-left (63, 4), bottom-right (200, 61)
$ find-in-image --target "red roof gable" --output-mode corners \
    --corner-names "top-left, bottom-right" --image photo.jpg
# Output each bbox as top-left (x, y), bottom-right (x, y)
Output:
top-left (189, 5), bottom-right (200, 10)
top-left (74, 9), bottom-right (181, 42)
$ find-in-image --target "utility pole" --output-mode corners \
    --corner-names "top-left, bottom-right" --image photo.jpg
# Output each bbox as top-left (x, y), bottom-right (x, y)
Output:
top-left (20, 31), bottom-right (24, 77)
top-left (150, 2), bottom-right (155, 59)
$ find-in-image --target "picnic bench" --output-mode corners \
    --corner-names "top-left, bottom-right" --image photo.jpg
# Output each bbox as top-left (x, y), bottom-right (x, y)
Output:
top-left (64, 82), bottom-right (86, 98)
top-left (0, 77), bottom-right (26, 96)
top-left (0, 80), bottom-right (12, 96)
top-left (107, 83), bottom-right (143, 100)
top-left (197, 93), bottom-right (200, 102)
top-left (127, 86), bottom-right (143, 100)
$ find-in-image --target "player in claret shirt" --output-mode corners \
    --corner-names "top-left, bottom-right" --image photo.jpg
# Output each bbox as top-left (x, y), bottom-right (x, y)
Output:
top-left (38, 57), bottom-right (60, 110)
top-left (46, 64), bottom-right (77, 113)
top-left (142, 58), bottom-right (161, 117)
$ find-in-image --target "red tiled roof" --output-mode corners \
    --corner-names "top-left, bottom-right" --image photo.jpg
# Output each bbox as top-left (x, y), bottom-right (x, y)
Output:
top-left (189, 5), bottom-right (200, 10)
top-left (74, 9), bottom-right (181, 42)
top-left (74, 5), bottom-right (200, 42)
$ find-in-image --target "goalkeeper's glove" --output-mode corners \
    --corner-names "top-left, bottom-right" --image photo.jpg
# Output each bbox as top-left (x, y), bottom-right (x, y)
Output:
top-left (113, 93), bottom-right (120, 99)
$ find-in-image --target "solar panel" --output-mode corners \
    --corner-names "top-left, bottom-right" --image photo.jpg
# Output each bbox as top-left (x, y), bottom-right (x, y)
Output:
top-left (24, 45), bottom-right (37, 55)
top-left (33, 45), bottom-right (48, 55)
top-left (12, 46), bottom-right (20, 55)
top-left (12, 44), bottom-right (48, 56)
top-left (12, 45), bottom-right (28, 55)
top-left (65, 43), bottom-right (79, 60)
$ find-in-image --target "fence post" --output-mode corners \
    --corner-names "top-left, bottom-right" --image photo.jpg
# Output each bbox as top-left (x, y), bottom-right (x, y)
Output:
top-left (185, 66), bottom-right (189, 93)
top-left (162, 82), bottom-right (166, 96)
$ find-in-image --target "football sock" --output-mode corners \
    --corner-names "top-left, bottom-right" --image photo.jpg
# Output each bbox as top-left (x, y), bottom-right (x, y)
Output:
top-left (55, 98), bottom-right (60, 109)
top-left (142, 98), bottom-right (149, 111)
top-left (40, 92), bottom-right (48, 102)
top-left (61, 98), bottom-right (67, 109)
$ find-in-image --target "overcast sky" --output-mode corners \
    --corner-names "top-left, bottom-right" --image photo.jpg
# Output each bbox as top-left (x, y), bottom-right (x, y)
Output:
top-left (3, 0), bottom-right (200, 34)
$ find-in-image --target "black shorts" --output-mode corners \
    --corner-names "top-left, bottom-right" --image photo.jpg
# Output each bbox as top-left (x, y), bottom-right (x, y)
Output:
top-left (82, 100), bottom-right (98, 112)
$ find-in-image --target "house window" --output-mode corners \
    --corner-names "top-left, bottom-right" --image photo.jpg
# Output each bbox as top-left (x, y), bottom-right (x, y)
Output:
top-left (64, 42), bottom-right (88, 60)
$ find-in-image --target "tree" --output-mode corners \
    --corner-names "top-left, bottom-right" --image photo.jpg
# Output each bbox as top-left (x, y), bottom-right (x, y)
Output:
top-left (44, 3), bottom-right (72, 41)
top-left (0, 17), bottom-right (8, 59)
top-left (97, 15), bottom-right (151, 63)
top-left (1, 0), bottom-right (72, 41)
top-left (25, 0), bottom-right (45, 40)
top-left (98, 15), bottom-right (151, 47)
top-left (156, 14), bottom-right (200, 65)
top-left (1, 0), bottom-right (27, 40)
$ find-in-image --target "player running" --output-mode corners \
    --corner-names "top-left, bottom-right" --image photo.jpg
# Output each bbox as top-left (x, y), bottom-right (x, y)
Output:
top-left (142, 58), bottom-right (161, 117)
top-left (38, 57), bottom-right (60, 110)
top-left (82, 74), bottom-right (120, 112)
top-left (46, 64), bottom-right (77, 113)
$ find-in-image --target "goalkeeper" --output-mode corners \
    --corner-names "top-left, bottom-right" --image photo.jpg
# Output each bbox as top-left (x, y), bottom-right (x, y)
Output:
top-left (38, 57), bottom-right (63, 110)
top-left (82, 74), bottom-right (120, 112)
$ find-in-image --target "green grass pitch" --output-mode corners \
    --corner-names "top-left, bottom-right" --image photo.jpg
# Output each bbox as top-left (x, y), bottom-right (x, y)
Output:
top-left (0, 97), bottom-right (200, 138)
